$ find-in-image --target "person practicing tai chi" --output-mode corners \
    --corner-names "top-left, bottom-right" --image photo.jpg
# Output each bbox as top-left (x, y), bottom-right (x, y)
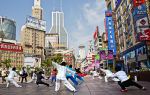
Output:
top-left (36, 71), bottom-right (49, 87)
top-left (100, 68), bottom-right (119, 82)
top-left (52, 61), bottom-right (77, 92)
top-left (6, 67), bottom-right (22, 88)
top-left (112, 66), bottom-right (146, 92)
top-left (91, 69), bottom-right (102, 79)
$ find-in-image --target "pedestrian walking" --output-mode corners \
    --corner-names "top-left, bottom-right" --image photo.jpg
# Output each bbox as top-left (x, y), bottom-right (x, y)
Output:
top-left (20, 67), bottom-right (28, 83)
top-left (6, 67), bottom-right (22, 88)
top-left (1, 68), bottom-right (7, 83)
top-left (112, 66), bottom-right (146, 92)
top-left (50, 68), bottom-right (57, 83)
top-left (52, 61), bottom-right (77, 92)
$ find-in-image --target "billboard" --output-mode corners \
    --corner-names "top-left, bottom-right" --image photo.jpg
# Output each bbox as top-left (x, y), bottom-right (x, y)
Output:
top-left (105, 11), bottom-right (117, 55)
top-left (133, 0), bottom-right (145, 7)
top-left (132, 4), bottom-right (149, 41)
top-left (26, 16), bottom-right (46, 31)
top-left (133, 4), bottom-right (147, 16)
top-left (0, 43), bottom-right (23, 52)
top-left (24, 57), bottom-right (41, 67)
top-left (115, 0), bottom-right (122, 9)
top-left (139, 29), bottom-right (150, 40)
top-left (99, 50), bottom-right (114, 60)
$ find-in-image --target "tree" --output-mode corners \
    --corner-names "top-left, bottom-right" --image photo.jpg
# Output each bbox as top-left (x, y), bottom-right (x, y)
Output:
top-left (2, 59), bottom-right (11, 69)
top-left (51, 53), bottom-right (63, 63)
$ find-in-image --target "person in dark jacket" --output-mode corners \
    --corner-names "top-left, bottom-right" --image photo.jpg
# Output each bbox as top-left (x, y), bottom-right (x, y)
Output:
top-left (36, 71), bottom-right (49, 87)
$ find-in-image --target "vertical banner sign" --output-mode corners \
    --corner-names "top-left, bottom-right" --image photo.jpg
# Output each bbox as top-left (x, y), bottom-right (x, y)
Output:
top-left (105, 11), bottom-right (117, 55)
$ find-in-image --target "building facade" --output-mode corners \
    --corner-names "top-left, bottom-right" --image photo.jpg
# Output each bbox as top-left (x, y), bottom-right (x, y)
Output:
top-left (49, 11), bottom-right (68, 50)
top-left (0, 42), bottom-right (23, 67)
top-left (112, 0), bottom-right (150, 72)
top-left (0, 16), bottom-right (16, 40)
top-left (20, 0), bottom-right (46, 64)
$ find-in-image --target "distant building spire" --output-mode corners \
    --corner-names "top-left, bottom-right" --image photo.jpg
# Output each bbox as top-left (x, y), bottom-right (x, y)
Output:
top-left (34, 0), bottom-right (41, 7)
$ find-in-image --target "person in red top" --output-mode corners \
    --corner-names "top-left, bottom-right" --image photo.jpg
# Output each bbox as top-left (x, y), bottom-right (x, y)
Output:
top-left (51, 68), bottom-right (57, 83)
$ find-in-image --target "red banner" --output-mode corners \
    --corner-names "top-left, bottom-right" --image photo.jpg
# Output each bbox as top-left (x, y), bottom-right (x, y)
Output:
top-left (140, 29), bottom-right (150, 41)
top-left (133, 0), bottom-right (145, 7)
top-left (0, 43), bottom-right (23, 52)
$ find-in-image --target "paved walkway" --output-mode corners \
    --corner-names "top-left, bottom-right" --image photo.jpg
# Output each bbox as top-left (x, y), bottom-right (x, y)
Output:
top-left (0, 76), bottom-right (150, 95)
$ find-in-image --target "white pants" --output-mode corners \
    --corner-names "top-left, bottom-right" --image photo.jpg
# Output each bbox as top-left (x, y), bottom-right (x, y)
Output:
top-left (55, 79), bottom-right (76, 92)
top-left (6, 78), bottom-right (22, 87)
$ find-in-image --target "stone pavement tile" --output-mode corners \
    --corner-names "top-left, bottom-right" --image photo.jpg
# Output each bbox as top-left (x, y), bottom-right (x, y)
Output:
top-left (91, 91), bottom-right (111, 95)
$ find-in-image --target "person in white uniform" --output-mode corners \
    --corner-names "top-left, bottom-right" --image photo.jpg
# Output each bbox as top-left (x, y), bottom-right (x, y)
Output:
top-left (6, 67), bottom-right (22, 88)
top-left (52, 61), bottom-right (76, 92)
top-left (100, 68), bottom-right (119, 82)
top-left (112, 66), bottom-right (146, 92)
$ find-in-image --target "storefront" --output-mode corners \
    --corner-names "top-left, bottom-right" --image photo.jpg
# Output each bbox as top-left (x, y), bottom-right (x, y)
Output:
top-left (121, 41), bottom-right (150, 81)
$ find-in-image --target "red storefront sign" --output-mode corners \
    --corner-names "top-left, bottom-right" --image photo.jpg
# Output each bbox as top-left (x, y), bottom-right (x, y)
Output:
top-left (140, 29), bottom-right (150, 41)
top-left (133, 0), bottom-right (145, 7)
top-left (0, 43), bottom-right (23, 52)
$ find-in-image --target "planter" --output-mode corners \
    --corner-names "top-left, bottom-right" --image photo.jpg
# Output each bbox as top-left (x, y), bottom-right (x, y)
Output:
top-left (130, 71), bottom-right (150, 82)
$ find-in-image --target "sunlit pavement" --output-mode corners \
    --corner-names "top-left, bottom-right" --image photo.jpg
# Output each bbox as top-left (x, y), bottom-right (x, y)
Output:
top-left (0, 76), bottom-right (150, 95)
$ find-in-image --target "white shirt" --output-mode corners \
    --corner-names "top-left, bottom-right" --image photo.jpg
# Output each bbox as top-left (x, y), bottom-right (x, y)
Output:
top-left (100, 69), bottom-right (113, 77)
top-left (92, 71), bottom-right (98, 76)
top-left (8, 70), bottom-right (18, 79)
top-left (112, 71), bottom-right (129, 82)
top-left (52, 62), bottom-right (75, 80)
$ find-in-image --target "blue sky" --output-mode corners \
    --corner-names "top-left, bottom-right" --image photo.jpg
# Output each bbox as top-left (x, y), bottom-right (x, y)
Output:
top-left (0, 0), bottom-right (106, 55)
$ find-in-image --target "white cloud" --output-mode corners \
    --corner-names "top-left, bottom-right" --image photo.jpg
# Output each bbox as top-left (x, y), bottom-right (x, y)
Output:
top-left (69, 0), bottom-right (106, 56)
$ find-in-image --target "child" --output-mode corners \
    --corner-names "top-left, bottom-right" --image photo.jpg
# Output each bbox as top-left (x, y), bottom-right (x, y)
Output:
top-left (36, 71), bottom-right (49, 87)
top-left (6, 67), bottom-right (22, 88)
top-left (52, 61), bottom-right (77, 92)
top-left (112, 66), bottom-right (146, 92)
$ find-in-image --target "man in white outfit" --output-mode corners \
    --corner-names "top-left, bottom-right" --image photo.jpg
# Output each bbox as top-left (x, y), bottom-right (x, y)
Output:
top-left (52, 61), bottom-right (76, 92)
top-left (6, 67), bottom-right (22, 88)
top-left (100, 68), bottom-right (119, 82)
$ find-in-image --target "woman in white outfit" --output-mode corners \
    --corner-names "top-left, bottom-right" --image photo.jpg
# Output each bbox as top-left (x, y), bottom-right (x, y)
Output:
top-left (52, 61), bottom-right (76, 92)
top-left (6, 67), bottom-right (22, 88)
top-left (100, 68), bottom-right (119, 82)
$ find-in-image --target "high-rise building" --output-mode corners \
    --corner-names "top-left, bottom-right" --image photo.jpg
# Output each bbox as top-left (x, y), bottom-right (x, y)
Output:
top-left (49, 11), bottom-right (68, 50)
top-left (78, 44), bottom-right (86, 59)
top-left (32, 0), bottom-right (43, 20)
top-left (20, 0), bottom-right (46, 66)
top-left (0, 16), bottom-right (16, 41)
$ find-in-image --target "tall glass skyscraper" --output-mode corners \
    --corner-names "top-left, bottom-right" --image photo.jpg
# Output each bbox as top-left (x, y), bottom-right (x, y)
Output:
top-left (49, 11), bottom-right (68, 49)
top-left (0, 16), bottom-right (16, 40)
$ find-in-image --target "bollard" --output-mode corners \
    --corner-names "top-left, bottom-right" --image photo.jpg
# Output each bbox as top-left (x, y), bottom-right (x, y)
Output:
top-left (134, 76), bottom-right (137, 82)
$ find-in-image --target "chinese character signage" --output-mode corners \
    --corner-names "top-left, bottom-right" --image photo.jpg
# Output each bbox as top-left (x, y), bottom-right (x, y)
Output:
top-left (0, 43), bottom-right (23, 52)
top-left (105, 11), bottom-right (117, 55)
top-left (133, 4), bottom-right (147, 16)
top-left (133, 0), bottom-right (145, 7)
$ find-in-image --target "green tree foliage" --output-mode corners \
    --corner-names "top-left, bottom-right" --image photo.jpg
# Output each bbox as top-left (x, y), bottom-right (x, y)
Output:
top-left (1, 59), bottom-right (11, 69)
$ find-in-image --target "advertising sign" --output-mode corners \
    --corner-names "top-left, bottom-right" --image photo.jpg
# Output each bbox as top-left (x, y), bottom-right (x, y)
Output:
top-left (0, 43), bottom-right (23, 52)
top-left (99, 50), bottom-right (106, 60)
top-left (105, 11), bottom-right (112, 17)
top-left (107, 50), bottom-right (114, 59)
top-left (105, 14), bottom-right (117, 55)
top-left (115, 0), bottom-right (122, 9)
top-left (133, 0), bottom-right (145, 7)
top-left (26, 16), bottom-right (46, 31)
top-left (139, 29), bottom-right (150, 40)
top-left (133, 4), bottom-right (147, 16)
